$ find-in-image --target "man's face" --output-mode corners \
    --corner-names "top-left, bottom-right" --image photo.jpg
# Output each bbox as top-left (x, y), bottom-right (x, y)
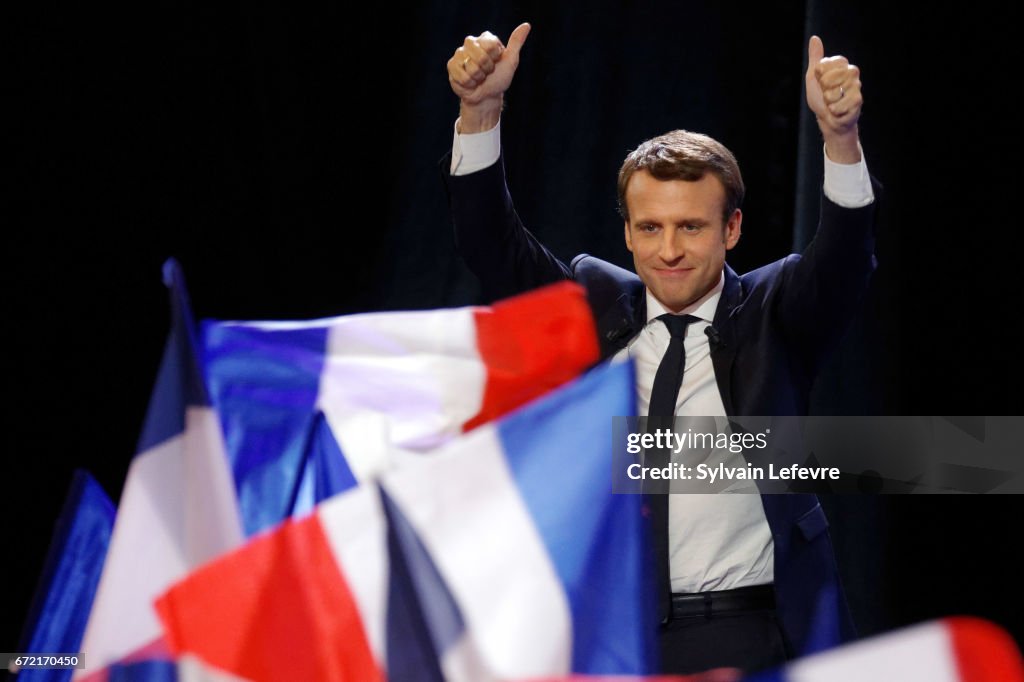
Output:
top-left (623, 170), bottom-right (742, 313)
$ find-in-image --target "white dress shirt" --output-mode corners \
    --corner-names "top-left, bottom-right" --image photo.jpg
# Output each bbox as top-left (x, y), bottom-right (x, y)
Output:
top-left (450, 117), bottom-right (874, 592)
top-left (612, 282), bottom-right (775, 592)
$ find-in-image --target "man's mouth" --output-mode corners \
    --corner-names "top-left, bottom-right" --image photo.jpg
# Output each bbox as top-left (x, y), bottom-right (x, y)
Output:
top-left (654, 268), bottom-right (694, 278)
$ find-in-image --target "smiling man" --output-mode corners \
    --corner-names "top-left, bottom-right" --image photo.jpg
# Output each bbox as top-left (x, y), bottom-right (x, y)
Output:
top-left (618, 132), bottom-right (743, 316)
top-left (440, 22), bottom-right (878, 676)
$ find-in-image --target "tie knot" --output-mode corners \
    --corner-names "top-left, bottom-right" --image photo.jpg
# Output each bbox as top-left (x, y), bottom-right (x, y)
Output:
top-left (658, 313), bottom-right (699, 339)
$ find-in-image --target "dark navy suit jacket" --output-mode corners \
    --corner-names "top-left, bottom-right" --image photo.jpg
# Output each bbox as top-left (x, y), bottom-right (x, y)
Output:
top-left (439, 150), bottom-right (880, 657)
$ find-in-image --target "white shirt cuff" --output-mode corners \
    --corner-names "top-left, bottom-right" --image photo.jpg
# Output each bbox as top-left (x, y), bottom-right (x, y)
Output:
top-left (450, 118), bottom-right (501, 176)
top-left (822, 142), bottom-right (875, 208)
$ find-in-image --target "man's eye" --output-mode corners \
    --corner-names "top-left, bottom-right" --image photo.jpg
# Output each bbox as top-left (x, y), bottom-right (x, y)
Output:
top-left (640, 224), bottom-right (658, 233)
top-left (682, 224), bottom-right (701, 232)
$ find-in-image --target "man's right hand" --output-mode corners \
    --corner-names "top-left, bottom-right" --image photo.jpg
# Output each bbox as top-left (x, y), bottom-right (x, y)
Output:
top-left (447, 23), bottom-right (531, 133)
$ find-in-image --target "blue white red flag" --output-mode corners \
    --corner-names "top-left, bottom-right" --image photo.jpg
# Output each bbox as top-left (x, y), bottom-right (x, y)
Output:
top-left (154, 361), bottom-right (657, 681)
top-left (18, 470), bottom-right (115, 682)
top-left (202, 280), bottom-right (599, 535)
top-left (745, 617), bottom-right (1023, 682)
top-left (75, 261), bottom-right (245, 680)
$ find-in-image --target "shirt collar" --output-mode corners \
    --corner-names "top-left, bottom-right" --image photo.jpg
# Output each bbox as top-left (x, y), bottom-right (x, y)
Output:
top-left (644, 270), bottom-right (724, 325)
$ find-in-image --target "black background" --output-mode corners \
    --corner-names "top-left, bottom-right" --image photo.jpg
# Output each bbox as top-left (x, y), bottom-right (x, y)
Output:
top-left (7, 0), bottom-right (1023, 656)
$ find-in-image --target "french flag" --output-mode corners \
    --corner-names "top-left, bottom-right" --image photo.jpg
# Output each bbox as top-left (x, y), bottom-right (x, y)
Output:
top-left (155, 361), bottom-right (658, 680)
top-left (202, 280), bottom-right (600, 536)
top-left (747, 617), bottom-right (1024, 682)
top-left (75, 261), bottom-right (246, 680)
top-left (17, 470), bottom-right (115, 682)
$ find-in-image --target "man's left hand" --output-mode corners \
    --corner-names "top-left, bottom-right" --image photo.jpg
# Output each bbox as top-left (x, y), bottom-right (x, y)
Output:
top-left (805, 35), bottom-right (863, 163)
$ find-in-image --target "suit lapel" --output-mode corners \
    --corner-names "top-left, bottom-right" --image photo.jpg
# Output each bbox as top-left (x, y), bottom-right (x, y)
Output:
top-left (710, 265), bottom-right (743, 417)
top-left (596, 282), bottom-right (646, 359)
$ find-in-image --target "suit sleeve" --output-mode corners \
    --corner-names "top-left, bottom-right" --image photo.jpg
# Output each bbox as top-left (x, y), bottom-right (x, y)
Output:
top-left (438, 151), bottom-right (572, 302)
top-left (776, 178), bottom-right (882, 369)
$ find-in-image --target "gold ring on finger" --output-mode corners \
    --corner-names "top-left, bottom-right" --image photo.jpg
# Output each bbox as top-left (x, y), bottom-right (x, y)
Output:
top-left (462, 57), bottom-right (471, 70)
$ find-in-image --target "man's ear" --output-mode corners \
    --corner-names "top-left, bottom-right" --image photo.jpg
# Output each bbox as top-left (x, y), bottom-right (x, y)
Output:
top-left (624, 220), bottom-right (633, 252)
top-left (724, 209), bottom-right (742, 250)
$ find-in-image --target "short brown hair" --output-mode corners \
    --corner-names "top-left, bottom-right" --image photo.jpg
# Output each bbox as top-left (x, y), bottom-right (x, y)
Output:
top-left (617, 130), bottom-right (745, 224)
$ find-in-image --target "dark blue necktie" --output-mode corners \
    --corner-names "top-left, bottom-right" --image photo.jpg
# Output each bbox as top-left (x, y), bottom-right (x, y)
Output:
top-left (646, 313), bottom-right (699, 624)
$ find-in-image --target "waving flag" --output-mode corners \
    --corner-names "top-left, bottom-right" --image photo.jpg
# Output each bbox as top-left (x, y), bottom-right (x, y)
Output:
top-left (202, 280), bottom-right (599, 535)
top-left (155, 361), bottom-right (656, 680)
top-left (76, 261), bottom-right (245, 680)
top-left (18, 470), bottom-right (115, 682)
top-left (746, 617), bottom-right (1024, 682)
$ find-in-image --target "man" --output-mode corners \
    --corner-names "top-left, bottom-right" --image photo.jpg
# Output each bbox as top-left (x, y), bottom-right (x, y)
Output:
top-left (440, 22), bottom-right (878, 675)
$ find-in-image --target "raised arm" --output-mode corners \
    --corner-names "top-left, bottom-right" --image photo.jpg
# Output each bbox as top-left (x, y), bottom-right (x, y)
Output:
top-left (778, 36), bottom-right (880, 367)
top-left (441, 24), bottom-right (573, 301)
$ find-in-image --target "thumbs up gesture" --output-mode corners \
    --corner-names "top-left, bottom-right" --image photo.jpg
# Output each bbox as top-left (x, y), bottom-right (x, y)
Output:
top-left (447, 23), bottom-right (531, 133)
top-left (805, 35), bottom-right (863, 162)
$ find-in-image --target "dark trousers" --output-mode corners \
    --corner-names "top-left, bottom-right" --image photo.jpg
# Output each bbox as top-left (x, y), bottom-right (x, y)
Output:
top-left (659, 607), bottom-right (791, 675)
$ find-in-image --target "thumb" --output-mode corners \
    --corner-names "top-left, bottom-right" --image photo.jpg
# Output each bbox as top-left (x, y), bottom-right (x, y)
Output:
top-left (505, 22), bottom-right (531, 59)
top-left (807, 34), bottom-right (824, 67)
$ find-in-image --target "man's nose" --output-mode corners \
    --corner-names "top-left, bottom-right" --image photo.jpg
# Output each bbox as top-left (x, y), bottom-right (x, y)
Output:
top-left (658, 231), bottom-right (684, 262)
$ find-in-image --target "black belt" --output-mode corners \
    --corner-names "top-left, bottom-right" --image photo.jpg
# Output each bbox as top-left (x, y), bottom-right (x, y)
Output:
top-left (666, 584), bottom-right (776, 622)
